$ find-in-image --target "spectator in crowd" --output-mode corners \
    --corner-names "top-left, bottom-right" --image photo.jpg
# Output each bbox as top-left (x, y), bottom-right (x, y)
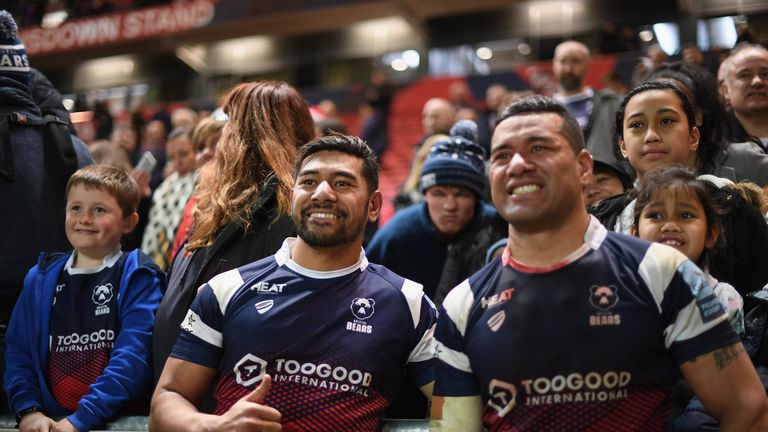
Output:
top-left (93, 100), bottom-right (114, 140)
top-left (151, 81), bottom-right (314, 388)
top-left (584, 157), bottom-right (633, 207)
top-left (722, 44), bottom-right (768, 150)
top-left (111, 124), bottom-right (140, 166)
top-left (140, 119), bottom-right (168, 190)
top-left (421, 97), bottom-right (455, 140)
top-left (360, 70), bottom-right (392, 157)
top-left (552, 40), bottom-right (629, 179)
top-left (172, 117), bottom-right (226, 258)
top-left (150, 134), bottom-right (437, 432)
top-left (368, 120), bottom-right (497, 306)
top-left (141, 127), bottom-right (197, 270)
top-left (431, 95), bottom-right (768, 431)
top-left (590, 80), bottom-right (768, 295)
top-left (394, 98), bottom-right (457, 209)
top-left (477, 84), bottom-right (509, 154)
top-left (5, 165), bottom-right (164, 432)
top-left (170, 107), bottom-right (198, 130)
top-left (682, 44), bottom-right (705, 67)
top-left (0, 10), bottom-right (93, 412)
top-left (448, 80), bottom-right (476, 111)
top-left (89, 140), bottom-right (133, 173)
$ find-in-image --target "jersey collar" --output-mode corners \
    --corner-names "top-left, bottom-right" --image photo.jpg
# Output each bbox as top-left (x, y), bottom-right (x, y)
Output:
top-left (275, 237), bottom-right (369, 279)
top-left (502, 215), bottom-right (607, 273)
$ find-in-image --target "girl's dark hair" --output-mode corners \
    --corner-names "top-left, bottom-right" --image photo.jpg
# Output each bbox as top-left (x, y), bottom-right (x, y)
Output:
top-left (645, 62), bottom-right (728, 175)
top-left (633, 164), bottom-right (724, 269)
top-left (615, 80), bottom-right (699, 168)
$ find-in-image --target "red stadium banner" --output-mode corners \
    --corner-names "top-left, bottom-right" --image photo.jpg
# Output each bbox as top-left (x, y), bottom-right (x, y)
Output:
top-left (19, 0), bottom-right (216, 56)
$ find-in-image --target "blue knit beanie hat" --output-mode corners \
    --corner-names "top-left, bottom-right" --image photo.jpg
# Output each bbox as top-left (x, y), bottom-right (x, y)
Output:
top-left (420, 120), bottom-right (487, 198)
top-left (0, 11), bottom-right (30, 90)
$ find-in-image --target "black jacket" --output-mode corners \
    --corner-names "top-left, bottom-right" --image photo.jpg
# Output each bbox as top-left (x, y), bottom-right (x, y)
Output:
top-left (151, 176), bottom-right (295, 388)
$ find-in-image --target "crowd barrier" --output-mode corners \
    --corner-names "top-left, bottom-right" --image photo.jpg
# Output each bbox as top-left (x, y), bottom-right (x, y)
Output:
top-left (0, 416), bottom-right (429, 431)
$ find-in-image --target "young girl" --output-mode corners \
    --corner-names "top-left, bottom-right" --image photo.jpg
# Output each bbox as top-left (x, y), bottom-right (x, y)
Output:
top-left (633, 165), bottom-right (744, 334)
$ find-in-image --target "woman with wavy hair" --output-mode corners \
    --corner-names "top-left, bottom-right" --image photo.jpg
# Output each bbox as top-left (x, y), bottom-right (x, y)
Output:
top-left (152, 81), bottom-right (315, 385)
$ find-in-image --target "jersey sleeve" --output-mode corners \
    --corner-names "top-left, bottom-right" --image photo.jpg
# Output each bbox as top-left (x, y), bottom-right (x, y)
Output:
top-left (638, 244), bottom-right (739, 365)
top-left (170, 268), bottom-right (245, 368)
top-left (400, 279), bottom-right (438, 387)
top-left (433, 279), bottom-right (481, 397)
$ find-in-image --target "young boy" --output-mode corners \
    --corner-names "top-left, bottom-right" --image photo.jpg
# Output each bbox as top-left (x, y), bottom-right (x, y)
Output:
top-left (5, 165), bottom-right (165, 432)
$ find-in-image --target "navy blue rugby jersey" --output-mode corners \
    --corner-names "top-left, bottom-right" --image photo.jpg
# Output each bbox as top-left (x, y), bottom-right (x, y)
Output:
top-left (434, 216), bottom-right (738, 431)
top-left (171, 238), bottom-right (437, 432)
top-left (49, 251), bottom-right (123, 411)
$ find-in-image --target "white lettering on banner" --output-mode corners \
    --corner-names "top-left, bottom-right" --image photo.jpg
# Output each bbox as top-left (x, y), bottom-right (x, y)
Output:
top-left (20, 0), bottom-right (215, 55)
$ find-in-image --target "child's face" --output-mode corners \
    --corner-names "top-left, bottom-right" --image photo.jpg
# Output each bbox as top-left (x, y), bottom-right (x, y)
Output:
top-left (619, 90), bottom-right (700, 182)
top-left (167, 135), bottom-right (196, 176)
top-left (585, 170), bottom-right (625, 207)
top-left (66, 185), bottom-right (135, 262)
top-left (636, 187), bottom-right (715, 263)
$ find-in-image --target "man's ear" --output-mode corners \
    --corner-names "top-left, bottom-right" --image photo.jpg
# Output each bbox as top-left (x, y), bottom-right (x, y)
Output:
top-left (122, 212), bottom-right (139, 234)
top-left (368, 190), bottom-right (383, 223)
top-left (577, 150), bottom-right (593, 187)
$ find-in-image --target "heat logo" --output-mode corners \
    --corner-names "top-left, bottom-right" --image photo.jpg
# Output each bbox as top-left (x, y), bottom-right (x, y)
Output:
top-left (250, 281), bottom-right (286, 294)
top-left (92, 283), bottom-right (113, 316)
top-left (481, 288), bottom-right (515, 309)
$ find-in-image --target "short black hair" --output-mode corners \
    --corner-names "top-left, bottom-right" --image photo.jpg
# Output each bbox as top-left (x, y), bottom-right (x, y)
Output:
top-left (496, 95), bottom-right (585, 152)
top-left (294, 134), bottom-right (379, 194)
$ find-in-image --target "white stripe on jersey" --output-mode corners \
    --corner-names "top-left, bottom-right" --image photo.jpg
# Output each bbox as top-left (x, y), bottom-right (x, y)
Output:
top-left (408, 323), bottom-right (437, 363)
top-left (442, 279), bottom-right (475, 336)
top-left (208, 269), bottom-right (245, 315)
top-left (401, 279), bottom-right (424, 328)
top-left (663, 264), bottom-right (728, 348)
top-left (181, 310), bottom-right (222, 347)
top-left (638, 243), bottom-right (687, 314)
top-left (435, 340), bottom-right (472, 373)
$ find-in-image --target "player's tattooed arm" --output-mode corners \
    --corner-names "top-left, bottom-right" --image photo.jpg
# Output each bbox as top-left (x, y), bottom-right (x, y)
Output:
top-left (688, 343), bottom-right (743, 369)
top-left (680, 342), bottom-right (768, 432)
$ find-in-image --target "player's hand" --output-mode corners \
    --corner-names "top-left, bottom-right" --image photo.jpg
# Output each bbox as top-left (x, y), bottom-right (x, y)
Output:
top-left (214, 374), bottom-right (282, 431)
top-left (51, 418), bottom-right (78, 432)
top-left (19, 411), bottom-right (55, 432)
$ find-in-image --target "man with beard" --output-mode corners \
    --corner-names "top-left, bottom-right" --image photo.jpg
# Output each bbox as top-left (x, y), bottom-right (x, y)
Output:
top-left (552, 41), bottom-right (630, 179)
top-left (150, 135), bottom-right (438, 432)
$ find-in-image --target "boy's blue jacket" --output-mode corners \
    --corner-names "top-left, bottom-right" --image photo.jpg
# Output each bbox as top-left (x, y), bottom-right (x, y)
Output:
top-left (4, 250), bottom-right (165, 432)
